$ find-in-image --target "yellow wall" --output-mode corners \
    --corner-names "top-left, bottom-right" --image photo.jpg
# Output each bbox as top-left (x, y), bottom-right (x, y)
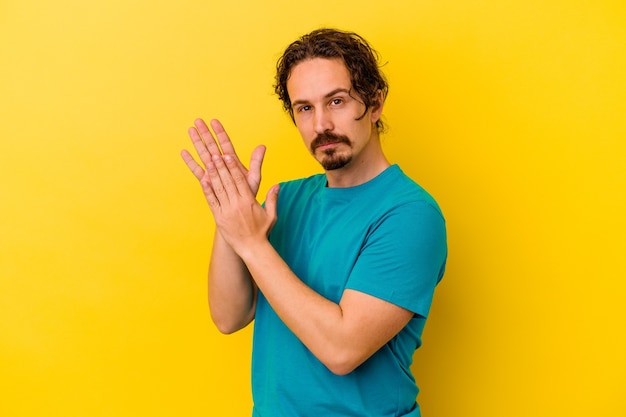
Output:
top-left (1, 0), bottom-right (624, 416)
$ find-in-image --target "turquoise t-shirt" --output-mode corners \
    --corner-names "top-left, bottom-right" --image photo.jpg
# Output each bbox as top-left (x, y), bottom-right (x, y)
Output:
top-left (251, 165), bottom-right (447, 417)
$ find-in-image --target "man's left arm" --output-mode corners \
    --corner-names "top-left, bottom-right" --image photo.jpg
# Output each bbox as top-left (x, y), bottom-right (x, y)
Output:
top-left (203, 153), bottom-right (433, 375)
top-left (243, 247), bottom-right (415, 376)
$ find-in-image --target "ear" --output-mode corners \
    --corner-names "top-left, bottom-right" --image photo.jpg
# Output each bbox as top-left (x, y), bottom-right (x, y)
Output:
top-left (370, 89), bottom-right (385, 124)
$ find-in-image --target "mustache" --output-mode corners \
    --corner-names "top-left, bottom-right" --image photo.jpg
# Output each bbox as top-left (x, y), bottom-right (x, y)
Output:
top-left (310, 132), bottom-right (351, 152)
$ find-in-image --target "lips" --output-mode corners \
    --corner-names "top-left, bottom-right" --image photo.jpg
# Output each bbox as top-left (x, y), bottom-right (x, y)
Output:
top-left (310, 132), bottom-right (351, 152)
top-left (316, 141), bottom-right (341, 149)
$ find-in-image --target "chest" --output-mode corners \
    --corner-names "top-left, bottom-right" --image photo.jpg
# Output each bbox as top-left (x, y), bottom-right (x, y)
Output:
top-left (270, 196), bottom-right (376, 303)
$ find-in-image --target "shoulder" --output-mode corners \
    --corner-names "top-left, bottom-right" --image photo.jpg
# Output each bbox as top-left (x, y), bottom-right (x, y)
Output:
top-left (275, 173), bottom-right (325, 207)
top-left (279, 173), bottom-right (325, 192)
top-left (374, 165), bottom-right (445, 222)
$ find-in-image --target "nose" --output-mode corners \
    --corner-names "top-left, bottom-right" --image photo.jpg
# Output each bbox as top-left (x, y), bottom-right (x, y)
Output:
top-left (313, 107), bottom-right (334, 134)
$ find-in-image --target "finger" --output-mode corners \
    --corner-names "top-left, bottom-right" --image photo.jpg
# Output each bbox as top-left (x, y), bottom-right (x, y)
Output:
top-left (188, 125), bottom-right (213, 168)
top-left (247, 145), bottom-right (266, 191)
top-left (210, 119), bottom-right (253, 173)
top-left (200, 175), bottom-right (221, 210)
top-left (208, 154), bottom-right (238, 203)
top-left (210, 119), bottom-right (238, 156)
top-left (264, 184), bottom-right (280, 231)
top-left (194, 118), bottom-right (223, 156)
top-left (180, 149), bottom-right (206, 181)
top-left (223, 154), bottom-right (254, 197)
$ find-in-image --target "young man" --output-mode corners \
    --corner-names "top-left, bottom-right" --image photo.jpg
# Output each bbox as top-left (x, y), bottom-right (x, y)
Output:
top-left (181, 29), bottom-right (447, 417)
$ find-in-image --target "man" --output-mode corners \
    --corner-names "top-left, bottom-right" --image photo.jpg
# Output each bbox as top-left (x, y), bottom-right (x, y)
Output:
top-left (181, 28), bottom-right (447, 417)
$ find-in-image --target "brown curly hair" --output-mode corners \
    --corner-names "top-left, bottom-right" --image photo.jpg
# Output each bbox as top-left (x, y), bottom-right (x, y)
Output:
top-left (274, 28), bottom-right (389, 132)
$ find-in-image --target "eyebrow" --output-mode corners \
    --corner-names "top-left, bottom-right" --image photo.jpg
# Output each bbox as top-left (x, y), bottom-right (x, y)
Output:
top-left (291, 88), bottom-right (351, 109)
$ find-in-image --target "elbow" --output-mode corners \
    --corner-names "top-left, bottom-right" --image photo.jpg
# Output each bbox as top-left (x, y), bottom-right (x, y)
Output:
top-left (322, 349), bottom-right (367, 376)
top-left (327, 362), bottom-right (358, 376)
top-left (210, 309), bottom-right (253, 335)
top-left (213, 320), bottom-right (242, 335)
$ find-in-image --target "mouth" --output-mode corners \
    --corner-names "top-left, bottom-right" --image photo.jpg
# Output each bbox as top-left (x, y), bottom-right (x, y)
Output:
top-left (315, 142), bottom-right (342, 151)
top-left (310, 133), bottom-right (352, 153)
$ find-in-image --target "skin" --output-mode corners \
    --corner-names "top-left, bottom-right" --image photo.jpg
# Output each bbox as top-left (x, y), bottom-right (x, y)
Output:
top-left (288, 58), bottom-right (390, 187)
top-left (181, 58), bottom-right (414, 376)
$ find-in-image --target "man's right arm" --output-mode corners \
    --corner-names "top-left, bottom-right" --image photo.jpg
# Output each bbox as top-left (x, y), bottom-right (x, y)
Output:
top-left (208, 231), bottom-right (257, 334)
top-left (181, 118), bottom-right (266, 335)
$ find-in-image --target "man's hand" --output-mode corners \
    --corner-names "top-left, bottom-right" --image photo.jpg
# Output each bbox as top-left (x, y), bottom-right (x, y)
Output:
top-left (202, 152), bottom-right (280, 254)
top-left (181, 118), bottom-right (266, 196)
top-left (181, 118), bottom-right (279, 254)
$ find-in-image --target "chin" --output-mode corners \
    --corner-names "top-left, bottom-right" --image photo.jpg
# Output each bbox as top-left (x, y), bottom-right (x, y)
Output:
top-left (320, 155), bottom-right (352, 171)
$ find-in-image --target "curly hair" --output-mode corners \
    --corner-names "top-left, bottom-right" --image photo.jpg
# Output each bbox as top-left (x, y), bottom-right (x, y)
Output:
top-left (274, 28), bottom-right (389, 132)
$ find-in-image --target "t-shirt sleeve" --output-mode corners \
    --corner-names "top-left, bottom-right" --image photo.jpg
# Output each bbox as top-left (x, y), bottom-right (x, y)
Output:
top-left (344, 201), bottom-right (447, 318)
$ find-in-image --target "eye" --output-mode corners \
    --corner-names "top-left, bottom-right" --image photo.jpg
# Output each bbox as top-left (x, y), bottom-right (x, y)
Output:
top-left (330, 98), bottom-right (343, 106)
top-left (297, 105), bottom-right (311, 113)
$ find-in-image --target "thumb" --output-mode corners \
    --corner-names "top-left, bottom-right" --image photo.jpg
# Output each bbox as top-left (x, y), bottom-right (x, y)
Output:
top-left (249, 145), bottom-right (267, 174)
top-left (247, 145), bottom-right (267, 195)
top-left (264, 184), bottom-right (280, 228)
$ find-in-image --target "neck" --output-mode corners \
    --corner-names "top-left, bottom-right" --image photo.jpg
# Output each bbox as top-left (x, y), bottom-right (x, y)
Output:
top-left (325, 139), bottom-right (390, 188)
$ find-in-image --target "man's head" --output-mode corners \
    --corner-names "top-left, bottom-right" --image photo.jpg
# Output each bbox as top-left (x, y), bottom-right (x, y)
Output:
top-left (274, 28), bottom-right (389, 133)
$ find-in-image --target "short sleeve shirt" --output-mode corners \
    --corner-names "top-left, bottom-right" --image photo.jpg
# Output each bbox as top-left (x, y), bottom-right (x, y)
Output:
top-left (251, 165), bottom-right (447, 417)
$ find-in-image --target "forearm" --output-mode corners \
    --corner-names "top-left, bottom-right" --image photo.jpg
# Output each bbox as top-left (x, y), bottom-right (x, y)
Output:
top-left (195, 150), bottom-right (411, 371)
top-left (182, 119), bottom-right (268, 333)
top-left (208, 231), bottom-right (257, 334)
top-left (237, 239), bottom-right (363, 374)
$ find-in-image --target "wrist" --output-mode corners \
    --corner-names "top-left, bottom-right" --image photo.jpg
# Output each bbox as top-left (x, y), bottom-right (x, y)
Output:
top-left (235, 237), bottom-right (273, 266)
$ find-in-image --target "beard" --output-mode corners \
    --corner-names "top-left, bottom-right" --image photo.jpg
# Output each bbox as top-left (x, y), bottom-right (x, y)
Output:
top-left (310, 132), bottom-right (353, 171)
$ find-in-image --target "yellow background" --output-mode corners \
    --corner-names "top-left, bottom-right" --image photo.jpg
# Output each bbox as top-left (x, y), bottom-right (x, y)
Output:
top-left (1, 0), bottom-right (624, 416)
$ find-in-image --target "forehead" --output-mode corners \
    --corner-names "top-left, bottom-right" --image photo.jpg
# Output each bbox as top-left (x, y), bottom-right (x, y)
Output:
top-left (286, 58), bottom-right (351, 103)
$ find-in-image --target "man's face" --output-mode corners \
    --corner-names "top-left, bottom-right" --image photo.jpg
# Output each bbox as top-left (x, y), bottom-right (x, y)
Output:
top-left (286, 58), bottom-right (382, 171)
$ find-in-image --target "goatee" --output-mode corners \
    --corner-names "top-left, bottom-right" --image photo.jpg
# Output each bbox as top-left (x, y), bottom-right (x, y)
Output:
top-left (310, 132), bottom-right (353, 170)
